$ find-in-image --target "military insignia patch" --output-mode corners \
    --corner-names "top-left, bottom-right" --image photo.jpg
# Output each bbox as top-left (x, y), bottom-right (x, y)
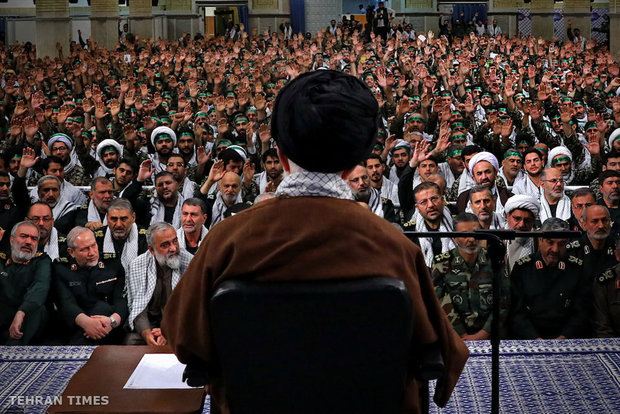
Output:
top-left (0, 252), bottom-right (6, 260)
top-left (584, 245), bottom-right (590, 254)
top-left (71, 264), bottom-right (77, 271)
top-left (4, 204), bottom-right (9, 210)
top-left (98, 262), bottom-right (104, 268)
top-left (452, 294), bottom-right (463, 305)
top-left (536, 260), bottom-right (543, 269)
top-left (95, 230), bottom-right (104, 237)
top-left (103, 253), bottom-right (116, 259)
top-left (139, 228), bottom-right (147, 235)
top-left (558, 261), bottom-right (565, 270)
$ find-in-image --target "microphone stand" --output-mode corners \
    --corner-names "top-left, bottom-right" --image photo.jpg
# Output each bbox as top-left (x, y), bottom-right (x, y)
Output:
top-left (403, 229), bottom-right (581, 414)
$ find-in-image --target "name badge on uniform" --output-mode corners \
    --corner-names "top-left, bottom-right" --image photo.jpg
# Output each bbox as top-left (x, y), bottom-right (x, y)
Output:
top-left (536, 261), bottom-right (543, 269)
top-left (558, 262), bottom-right (565, 270)
top-left (95, 277), bottom-right (117, 286)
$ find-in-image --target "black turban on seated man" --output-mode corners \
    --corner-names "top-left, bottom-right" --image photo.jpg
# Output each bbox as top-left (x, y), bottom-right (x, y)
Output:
top-left (271, 70), bottom-right (379, 173)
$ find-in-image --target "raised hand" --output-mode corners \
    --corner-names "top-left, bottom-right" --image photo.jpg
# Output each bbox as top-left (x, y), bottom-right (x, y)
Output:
top-left (208, 159), bottom-right (225, 183)
top-left (137, 159), bottom-right (155, 182)
top-left (20, 146), bottom-right (39, 170)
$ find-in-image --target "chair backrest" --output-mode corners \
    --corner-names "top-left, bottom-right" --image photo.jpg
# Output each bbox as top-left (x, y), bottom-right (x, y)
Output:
top-left (210, 277), bottom-right (413, 414)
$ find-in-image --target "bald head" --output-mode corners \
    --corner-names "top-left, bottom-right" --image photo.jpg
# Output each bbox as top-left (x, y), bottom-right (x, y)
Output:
top-left (220, 172), bottom-right (241, 205)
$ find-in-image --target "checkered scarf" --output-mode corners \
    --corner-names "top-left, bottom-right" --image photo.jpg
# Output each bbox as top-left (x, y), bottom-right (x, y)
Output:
top-left (125, 249), bottom-right (193, 330)
top-left (275, 171), bottom-right (353, 200)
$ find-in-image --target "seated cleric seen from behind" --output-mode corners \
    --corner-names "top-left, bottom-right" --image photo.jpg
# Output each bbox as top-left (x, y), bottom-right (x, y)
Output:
top-left (162, 70), bottom-right (469, 413)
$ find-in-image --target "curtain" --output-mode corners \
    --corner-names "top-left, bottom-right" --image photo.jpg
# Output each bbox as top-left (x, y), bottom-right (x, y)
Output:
top-left (290, 0), bottom-right (306, 35)
top-left (238, 6), bottom-right (249, 32)
top-left (452, 3), bottom-right (488, 26)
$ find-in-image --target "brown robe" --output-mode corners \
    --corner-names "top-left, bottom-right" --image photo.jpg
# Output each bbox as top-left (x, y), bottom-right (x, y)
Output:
top-left (162, 196), bottom-right (469, 414)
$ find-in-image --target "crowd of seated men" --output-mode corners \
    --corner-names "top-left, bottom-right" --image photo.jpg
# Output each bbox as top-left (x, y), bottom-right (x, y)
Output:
top-left (1, 12), bottom-right (620, 344)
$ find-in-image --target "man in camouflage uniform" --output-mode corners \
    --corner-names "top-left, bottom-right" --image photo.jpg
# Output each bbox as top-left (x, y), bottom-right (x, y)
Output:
top-left (593, 233), bottom-right (620, 337)
top-left (432, 212), bottom-right (508, 340)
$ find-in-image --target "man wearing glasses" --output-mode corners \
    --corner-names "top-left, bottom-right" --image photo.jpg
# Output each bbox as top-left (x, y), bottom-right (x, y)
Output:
top-left (540, 168), bottom-right (572, 222)
top-left (26, 202), bottom-right (68, 261)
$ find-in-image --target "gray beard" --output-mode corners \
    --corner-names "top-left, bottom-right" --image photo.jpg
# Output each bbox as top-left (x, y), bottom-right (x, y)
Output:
top-left (155, 251), bottom-right (180, 270)
top-left (13, 250), bottom-right (36, 262)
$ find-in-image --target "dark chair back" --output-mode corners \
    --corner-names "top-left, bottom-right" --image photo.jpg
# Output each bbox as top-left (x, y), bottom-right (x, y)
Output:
top-left (210, 277), bottom-right (414, 414)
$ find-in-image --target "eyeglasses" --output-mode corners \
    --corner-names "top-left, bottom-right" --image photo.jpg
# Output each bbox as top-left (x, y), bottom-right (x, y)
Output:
top-left (415, 196), bottom-right (441, 206)
top-left (543, 178), bottom-right (565, 184)
top-left (28, 216), bottom-right (53, 223)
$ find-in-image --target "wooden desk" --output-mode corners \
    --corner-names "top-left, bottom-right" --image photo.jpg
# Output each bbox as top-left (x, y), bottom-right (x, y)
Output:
top-left (47, 345), bottom-right (206, 413)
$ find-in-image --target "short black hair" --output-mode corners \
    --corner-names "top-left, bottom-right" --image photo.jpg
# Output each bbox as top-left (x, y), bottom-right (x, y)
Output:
top-left (453, 212), bottom-right (479, 227)
top-left (462, 145), bottom-right (482, 158)
top-left (41, 156), bottom-right (64, 172)
top-left (220, 148), bottom-right (244, 166)
top-left (599, 170), bottom-right (620, 185)
top-left (603, 150), bottom-right (620, 165)
top-left (261, 148), bottom-right (279, 164)
top-left (413, 181), bottom-right (441, 200)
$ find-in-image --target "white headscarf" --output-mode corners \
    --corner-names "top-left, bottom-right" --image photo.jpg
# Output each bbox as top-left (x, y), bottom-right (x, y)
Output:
top-left (95, 139), bottom-right (123, 177)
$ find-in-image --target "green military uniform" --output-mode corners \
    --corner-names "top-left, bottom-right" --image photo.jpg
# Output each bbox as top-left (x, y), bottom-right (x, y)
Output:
top-left (431, 247), bottom-right (508, 336)
top-left (593, 264), bottom-right (620, 337)
top-left (64, 164), bottom-right (90, 187)
top-left (509, 252), bottom-right (590, 339)
top-left (567, 236), bottom-right (618, 282)
top-left (0, 252), bottom-right (52, 345)
top-left (52, 255), bottom-right (128, 345)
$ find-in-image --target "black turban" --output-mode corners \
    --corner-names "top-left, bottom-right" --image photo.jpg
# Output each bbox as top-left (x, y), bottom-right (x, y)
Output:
top-left (271, 70), bottom-right (378, 173)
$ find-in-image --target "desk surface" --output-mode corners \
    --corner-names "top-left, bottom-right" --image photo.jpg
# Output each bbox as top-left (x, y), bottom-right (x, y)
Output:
top-left (45, 346), bottom-right (205, 413)
top-left (1, 339), bottom-right (619, 414)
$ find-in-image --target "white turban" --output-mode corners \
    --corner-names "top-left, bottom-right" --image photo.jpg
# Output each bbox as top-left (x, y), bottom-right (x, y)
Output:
top-left (150, 126), bottom-right (177, 147)
top-left (546, 146), bottom-right (572, 168)
top-left (504, 194), bottom-right (541, 221)
top-left (469, 151), bottom-right (499, 173)
top-left (609, 128), bottom-right (620, 149)
top-left (228, 145), bottom-right (247, 162)
top-left (48, 133), bottom-right (73, 150)
top-left (96, 139), bottom-right (123, 159)
top-left (392, 139), bottom-right (411, 154)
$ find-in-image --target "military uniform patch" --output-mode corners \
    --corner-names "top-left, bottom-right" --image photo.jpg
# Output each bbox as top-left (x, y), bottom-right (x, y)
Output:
top-left (516, 256), bottom-right (531, 265)
top-left (139, 228), bottom-right (147, 235)
top-left (536, 260), bottom-right (543, 269)
top-left (584, 245), bottom-right (590, 254)
top-left (71, 264), bottom-right (77, 271)
top-left (103, 253), bottom-right (116, 259)
top-left (568, 255), bottom-right (583, 266)
top-left (558, 261), bottom-right (565, 270)
top-left (98, 261), bottom-right (104, 268)
top-left (95, 230), bottom-right (104, 237)
top-left (599, 269), bottom-right (615, 284)
top-left (567, 240), bottom-right (580, 249)
top-left (0, 252), bottom-right (6, 260)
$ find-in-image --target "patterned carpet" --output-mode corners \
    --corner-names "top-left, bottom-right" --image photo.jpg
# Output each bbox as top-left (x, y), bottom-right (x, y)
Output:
top-left (430, 339), bottom-right (620, 413)
top-left (0, 339), bottom-right (618, 414)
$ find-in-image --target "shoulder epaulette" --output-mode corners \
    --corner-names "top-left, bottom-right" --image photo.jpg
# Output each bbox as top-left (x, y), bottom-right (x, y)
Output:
top-left (54, 257), bottom-right (69, 263)
top-left (515, 256), bottom-right (531, 266)
top-left (103, 253), bottom-right (116, 260)
top-left (35, 252), bottom-right (42, 257)
top-left (567, 240), bottom-right (580, 249)
top-left (598, 269), bottom-right (615, 284)
top-left (434, 251), bottom-right (451, 263)
top-left (95, 230), bottom-right (104, 237)
top-left (381, 197), bottom-right (389, 204)
top-left (58, 236), bottom-right (66, 243)
top-left (568, 255), bottom-right (583, 266)
top-left (139, 228), bottom-right (147, 235)
top-left (79, 203), bottom-right (89, 210)
top-left (402, 220), bottom-right (416, 228)
top-left (0, 252), bottom-right (6, 260)
top-left (207, 193), bottom-right (216, 200)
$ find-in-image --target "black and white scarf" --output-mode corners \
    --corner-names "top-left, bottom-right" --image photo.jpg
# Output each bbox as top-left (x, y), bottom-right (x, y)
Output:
top-left (275, 171), bottom-right (353, 200)
top-left (103, 223), bottom-right (139, 272)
